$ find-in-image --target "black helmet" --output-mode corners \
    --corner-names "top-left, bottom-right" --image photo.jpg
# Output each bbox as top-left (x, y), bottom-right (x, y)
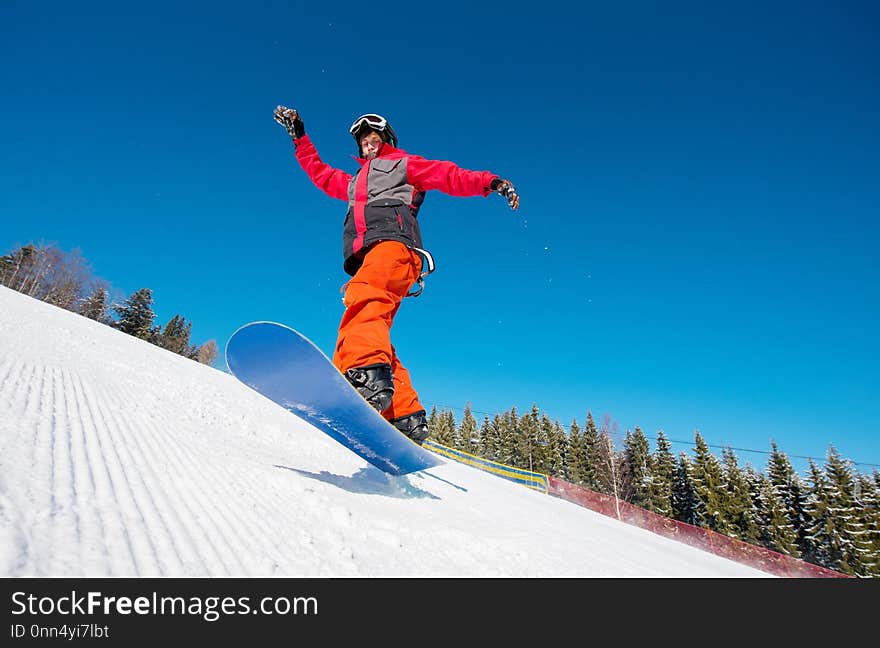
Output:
top-left (349, 113), bottom-right (398, 151)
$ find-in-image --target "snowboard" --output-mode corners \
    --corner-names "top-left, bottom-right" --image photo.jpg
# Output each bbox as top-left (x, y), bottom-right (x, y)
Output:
top-left (225, 321), bottom-right (443, 475)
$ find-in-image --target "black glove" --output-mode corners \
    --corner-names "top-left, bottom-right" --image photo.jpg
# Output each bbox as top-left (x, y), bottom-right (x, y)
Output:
top-left (274, 105), bottom-right (305, 139)
top-left (491, 177), bottom-right (520, 211)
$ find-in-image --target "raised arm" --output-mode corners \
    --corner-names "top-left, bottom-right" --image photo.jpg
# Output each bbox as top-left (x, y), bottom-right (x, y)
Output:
top-left (274, 106), bottom-right (351, 201)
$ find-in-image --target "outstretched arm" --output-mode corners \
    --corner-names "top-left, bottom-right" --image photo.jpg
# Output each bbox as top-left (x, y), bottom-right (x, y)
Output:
top-left (274, 106), bottom-right (350, 201)
top-left (407, 156), bottom-right (519, 210)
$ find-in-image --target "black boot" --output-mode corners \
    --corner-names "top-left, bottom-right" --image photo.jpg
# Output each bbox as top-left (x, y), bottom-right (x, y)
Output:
top-left (390, 410), bottom-right (429, 445)
top-left (344, 363), bottom-right (394, 413)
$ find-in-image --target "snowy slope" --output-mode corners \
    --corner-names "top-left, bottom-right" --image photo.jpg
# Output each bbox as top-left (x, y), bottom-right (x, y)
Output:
top-left (0, 286), bottom-right (770, 577)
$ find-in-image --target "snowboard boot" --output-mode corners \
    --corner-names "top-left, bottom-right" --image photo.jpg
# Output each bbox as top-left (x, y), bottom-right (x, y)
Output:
top-left (390, 409), bottom-right (429, 445)
top-left (344, 363), bottom-right (394, 413)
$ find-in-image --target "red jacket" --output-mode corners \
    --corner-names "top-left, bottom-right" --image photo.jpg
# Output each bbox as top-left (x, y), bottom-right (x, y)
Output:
top-left (294, 135), bottom-right (498, 275)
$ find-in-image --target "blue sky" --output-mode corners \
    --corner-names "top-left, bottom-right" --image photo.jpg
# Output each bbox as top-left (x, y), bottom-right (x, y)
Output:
top-left (2, 1), bottom-right (878, 475)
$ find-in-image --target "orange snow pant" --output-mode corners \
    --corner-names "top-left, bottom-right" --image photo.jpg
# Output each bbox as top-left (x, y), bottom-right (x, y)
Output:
top-left (333, 241), bottom-right (425, 421)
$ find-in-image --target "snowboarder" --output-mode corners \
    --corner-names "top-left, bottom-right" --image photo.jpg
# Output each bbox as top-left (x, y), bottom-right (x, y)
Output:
top-left (273, 106), bottom-right (519, 445)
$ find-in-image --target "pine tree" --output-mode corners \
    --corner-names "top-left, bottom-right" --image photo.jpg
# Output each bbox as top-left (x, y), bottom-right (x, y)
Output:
top-left (436, 408), bottom-right (455, 446)
top-left (537, 414), bottom-right (556, 476)
top-left (547, 420), bottom-right (567, 479)
top-left (823, 446), bottom-right (872, 576)
top-left (622, 426), bottom-right (652, 510)
top-left (802, 459), bottom-right (835, 568)
top-left (672, 452), bottom-right (699, 525)
top-left (477, 416), bottom-right (494, 459)
top-left (690, 431), bottom-right (727, 533)
top-left (517, 405), bottom-right (543, 472)
top-left (721, 448), bottom-right (760, 544)
top-left (443, 410), bottom-right (457, 447)
top-left (153, 314), bottom-right (193, 355)
top-left (650, 430), bottom-right (676, 517)
top-left (497, 407), bottom-right (519, 465)
top-left (536, 412), bottom-right (556, 475)
top-left (430, 408), bottom-right (456, 446)
top-left (456, 403), bottom-right (479, 451)
top-left (79, 284), bottom-right (109, 322)
top-left (566, 419), bottom-right (583, 484)
top-left (478, 414), bottom-right (502, 461)
top-left (427, 405), bottom-right (440, 440)
top-left (745, 465), bottom-right (765, 535)
top-left (856, 473), bottom-right (880, 576)
top-left (580, 412), bottom-right (600, 490)
top-left (767, 442), bottom-right (810, 556)
top-left (754, 470), bottom-right (800, 555)
top-left (112, 288), bottom-right (156, 340)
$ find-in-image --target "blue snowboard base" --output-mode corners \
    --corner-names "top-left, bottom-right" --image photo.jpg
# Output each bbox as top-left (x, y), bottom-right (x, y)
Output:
top-left (225, 321), bottom-right (443, 475)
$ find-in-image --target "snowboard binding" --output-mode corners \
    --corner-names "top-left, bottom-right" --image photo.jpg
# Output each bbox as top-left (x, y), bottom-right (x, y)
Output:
top-left (344, 363), bottom-right (394, 413)
top-left (390, 410), bottom-right (430, 445)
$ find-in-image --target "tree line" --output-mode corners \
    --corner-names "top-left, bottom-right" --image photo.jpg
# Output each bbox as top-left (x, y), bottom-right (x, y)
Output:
top-left (1, 243), bottom-right (218, 364)
top-left (428, 404), bottom-right (880, 577)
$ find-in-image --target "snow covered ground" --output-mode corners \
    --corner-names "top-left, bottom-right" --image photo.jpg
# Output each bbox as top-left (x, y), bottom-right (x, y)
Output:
top-left (0, 286), bottom-right (770, 577)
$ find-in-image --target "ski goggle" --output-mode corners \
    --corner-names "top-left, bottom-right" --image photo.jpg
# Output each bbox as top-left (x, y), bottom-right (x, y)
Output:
top-left (349, 114), bottom-right (388, 136)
